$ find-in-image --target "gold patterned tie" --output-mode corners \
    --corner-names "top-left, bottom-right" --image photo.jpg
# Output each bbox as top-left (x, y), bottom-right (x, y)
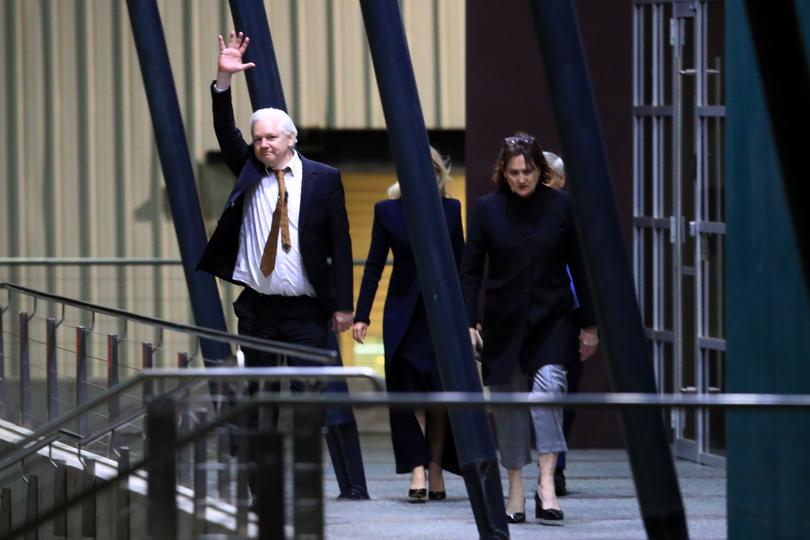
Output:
top-left (259, 169), bottom-right (291, 277)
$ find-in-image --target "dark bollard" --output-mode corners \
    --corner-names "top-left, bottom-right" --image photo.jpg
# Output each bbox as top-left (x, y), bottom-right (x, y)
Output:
top-left (293, 400), bottom-right (324, 539)
top-left (76, 326), bottom-right (90, 434)
top-left (46, 317), bottom-right (59, 420)
top-left (359, 2), bottom-right (508, 537)
top-left (108, 335), bottom-right (122, 453)
top-left (81, 458), bottom-right (97, 538)
top-left (145, 397), bottom-right (177, 540)
top-left (53, 460), bottom-right (68, 536)
top-left (526, 1), bottom-right (688, 538)
top-left (19, 312), bottom-right (31, 429)
top-left (116, 447), bottom-right (130, 540)
top-left (0, 306), bottom-right (6, 416)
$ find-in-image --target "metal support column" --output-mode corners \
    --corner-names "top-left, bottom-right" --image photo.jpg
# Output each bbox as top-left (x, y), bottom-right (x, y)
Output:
top-left (359, 2), bottom-right (507, 537)
top-left (46, 317), bottom-right (59, 420)
top-left (125, 0), bottom-right (231, 365)
top-left (19, 312), bottom-right (31, 429)
top-left (528, 1), bottom-right (688, 538)
top-left (76, 326), bottom-right (90, 434)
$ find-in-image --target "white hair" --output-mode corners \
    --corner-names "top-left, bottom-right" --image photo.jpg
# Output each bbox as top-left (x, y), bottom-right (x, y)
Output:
top-left (543, 151), bottom-right (565, 178)
top-left (250, 108), bottom-right (298, 145)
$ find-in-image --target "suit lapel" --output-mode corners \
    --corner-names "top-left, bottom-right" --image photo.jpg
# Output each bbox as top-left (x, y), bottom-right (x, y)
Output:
top-left (227, 157), bottom-right (265, 206)
top-left (299, 155), bottom-right (316, 230)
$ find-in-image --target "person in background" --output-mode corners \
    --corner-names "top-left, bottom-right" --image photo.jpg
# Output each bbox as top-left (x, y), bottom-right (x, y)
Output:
top-left (460, 133), bottom-right (598, 525)
top-left (543, 150), bottom-right (585, 497)
top-left (352, 147), bottom-right (462, 502)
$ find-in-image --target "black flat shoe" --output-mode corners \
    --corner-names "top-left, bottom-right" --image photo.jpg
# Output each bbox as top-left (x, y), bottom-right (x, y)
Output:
top-left (535, 491), bottom-right (564, 525)
top-left (408, 488), bottom-right (427, 502)
top-left (506, 511), bottom-right (526, 524)
top-left (428, 490), bottom-right (446, 500)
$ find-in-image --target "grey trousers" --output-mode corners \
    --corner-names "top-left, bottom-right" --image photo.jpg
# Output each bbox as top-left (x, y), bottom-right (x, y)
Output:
top-left (489, 363), bottom-right (568, 469)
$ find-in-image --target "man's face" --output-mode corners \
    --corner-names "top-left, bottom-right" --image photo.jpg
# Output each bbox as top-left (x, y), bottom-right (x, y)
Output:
top-left (505, 154), bottom-right (540, 198)
top-left (252, 117), bottom-right (294, 169)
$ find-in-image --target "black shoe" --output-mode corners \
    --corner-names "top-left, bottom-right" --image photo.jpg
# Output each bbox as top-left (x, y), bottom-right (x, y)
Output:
top-left (506, 511), bottom-right (526, 524)
top-left (428, 490), bottom-right (446, 500)
top-left (337, 486), bottom-right (370, 500)
top-left (535, 491), bottom-right (564, 525)
top-left (554, 467), bottom-right (568, 496)
top-left (408, 488), bottom-right (427, 502)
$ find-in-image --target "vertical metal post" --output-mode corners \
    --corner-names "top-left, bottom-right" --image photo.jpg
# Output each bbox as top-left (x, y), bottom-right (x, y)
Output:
top-left (46, 317), bottom-right (59, 421)
top-left (177, 352), bottom-right (192, 483)
top-left (146, 397), bottom-right (177, 540)
top-left (359, 3), bottom-right (507, 537)
top-left (217, 428), bottom-right (231, 502)
top-left (24, 474), bottom-right (38, 540)
top-left (116, 447), bottom-right (130, 540)
top-left (125, 0), bottom-right (231, 366)
top-left (108, 335), bottom-right (121, 419)
top-left (192, 408), bottom-right (208, 538)
top-left (81, 459), bottom-right (97, 538)
top-left (142, 343), bottom-right (154, 401)
top-left (527, 1), bottom-right (688, 538)
top-left (0, 487), bottom-right (11, 536)
top-left (0, 306), bottom-right (7, 416)
top-left (19, 312), bottom-right (31, 429)
top-left (257, 415), bottom-right (284, 540)
top-left (53, 460), bottom-right (68, 537)
top-left (292, 401), bottom-right (323, 540)
top-left (235, 430), bottom-right (249, 536)
top-left (76, 326), bottom-right (90, 434)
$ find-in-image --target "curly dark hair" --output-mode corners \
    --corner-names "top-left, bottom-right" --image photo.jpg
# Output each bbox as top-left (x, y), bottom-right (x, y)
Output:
top-left (491, 132), bottom-right (550, 190)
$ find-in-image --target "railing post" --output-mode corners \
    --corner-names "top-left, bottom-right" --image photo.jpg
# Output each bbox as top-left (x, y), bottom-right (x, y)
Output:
top-left (142, 343), bottom-right (154, 400)
top-left (0, 306), bottom-right (7, 417)
top-left (235, 430), bottom-right (249, 536)
top-left (146, 397), bottom-right (177, 540)
top-left (81, 458), bottom-right (97, 538)
top-left (19, 312), bottom-right (31, 429)
top-left (108, 335), bottom-right (121, 420)
top-left (24, 473), bottom-right (38, 540)
top-left (256, 414), bottom-right (284, 540)
top-left (116, 447), bottom-right (130, 540)
top-left (0, 487), bottom-right (11, 536)
top-left (217, 427), bottom-right (232, 502)
top-left (293, 398), bottom-right (324, 539)
top-left (46, 317), bottom-right (59, 420)
top-left (192, 408), bottom-right (208, 538)
top-left (53, 460), bottom-right (68, 537)
top-left (76, 326), bottom-right (90, 434)
top-left (177, 352), bottom-right (192, 483)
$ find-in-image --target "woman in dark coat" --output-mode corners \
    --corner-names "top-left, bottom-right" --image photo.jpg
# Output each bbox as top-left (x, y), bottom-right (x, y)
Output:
top-left (460, 133), bottom-right (599, 524)
top-left (352, 147), bottom-right (463, 501)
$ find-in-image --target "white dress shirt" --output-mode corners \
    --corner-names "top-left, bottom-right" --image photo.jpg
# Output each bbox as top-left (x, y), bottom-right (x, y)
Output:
top-left (232, 151), bottom-right (316, 296)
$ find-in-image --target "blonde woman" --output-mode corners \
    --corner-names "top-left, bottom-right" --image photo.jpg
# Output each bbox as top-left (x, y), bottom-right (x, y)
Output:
top-left (353, 147), bottom-right (463, 501)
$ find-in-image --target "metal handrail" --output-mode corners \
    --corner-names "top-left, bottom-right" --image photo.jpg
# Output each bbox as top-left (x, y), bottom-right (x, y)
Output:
top-left (0, 258), bottom-right (387, 266)
top-left (0, 367), bottom-right (384, 471)
top-left (0, 282), bottom-right (338, 363)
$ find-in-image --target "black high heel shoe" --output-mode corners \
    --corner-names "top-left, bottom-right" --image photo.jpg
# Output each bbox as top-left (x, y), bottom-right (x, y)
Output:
top-left (535, 491), bottom-right (564, 525)
top-left (428, 490), bottom-right (446, 500)
top-left (408, 488), bottom-right (427, 502)
top-left (505, 498), bottom-right (526, 524)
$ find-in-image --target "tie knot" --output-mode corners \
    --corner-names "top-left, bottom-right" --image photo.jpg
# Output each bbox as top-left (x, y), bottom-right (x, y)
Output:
top-left (274, 169), bottom-right (286, 181)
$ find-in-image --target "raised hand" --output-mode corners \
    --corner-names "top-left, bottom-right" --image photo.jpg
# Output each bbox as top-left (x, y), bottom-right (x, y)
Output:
top-left (218, 31), bottom-right (256, 74)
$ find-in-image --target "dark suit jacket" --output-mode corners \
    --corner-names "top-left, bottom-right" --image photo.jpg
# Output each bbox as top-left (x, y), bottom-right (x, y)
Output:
top-left (460, 185), bottom-right (595, 385)
top-left (196, 85), bottom-right (353, 316)
top-left (354, 198), bottom-right (464, 363)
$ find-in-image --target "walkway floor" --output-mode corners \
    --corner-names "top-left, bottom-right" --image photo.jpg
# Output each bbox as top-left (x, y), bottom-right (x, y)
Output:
top-left (323, 433), bottom-right (726, 540)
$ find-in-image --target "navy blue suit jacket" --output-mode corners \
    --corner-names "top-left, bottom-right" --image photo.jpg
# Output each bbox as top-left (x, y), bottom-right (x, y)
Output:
top-left (460, 186), bottom-right (595, 385)
top-left (354, 198), bottom-right (464, 363)
top-left (197, 85), bottom-right (353, 316)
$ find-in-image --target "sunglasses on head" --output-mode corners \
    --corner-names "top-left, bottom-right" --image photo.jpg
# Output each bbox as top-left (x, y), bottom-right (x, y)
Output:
top-left (504, 135), bottom-right (535, 147)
